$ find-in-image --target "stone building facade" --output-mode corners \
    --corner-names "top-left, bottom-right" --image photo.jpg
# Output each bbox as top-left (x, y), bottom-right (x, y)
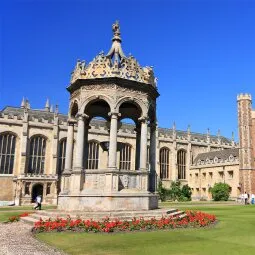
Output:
top-left (0, 22), bottom-right (254, 205)
top-left (0, 104), bottom-right (236, 205)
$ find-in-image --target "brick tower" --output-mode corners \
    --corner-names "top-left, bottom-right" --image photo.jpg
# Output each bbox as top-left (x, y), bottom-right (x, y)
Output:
top-left (237, 93), bottom-right (255, 194)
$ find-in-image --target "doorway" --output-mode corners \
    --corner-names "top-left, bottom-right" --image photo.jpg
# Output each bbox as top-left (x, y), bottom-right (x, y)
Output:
top-left (31, 183), bottom-right (43, 203)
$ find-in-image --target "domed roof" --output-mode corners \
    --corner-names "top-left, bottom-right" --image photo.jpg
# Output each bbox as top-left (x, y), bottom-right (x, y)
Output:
top-left (69, 21), bottom-right (157, 88)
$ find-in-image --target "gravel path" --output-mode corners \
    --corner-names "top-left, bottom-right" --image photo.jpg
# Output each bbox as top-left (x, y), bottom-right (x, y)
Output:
top-left (0, 222), bottom-right (65, 255)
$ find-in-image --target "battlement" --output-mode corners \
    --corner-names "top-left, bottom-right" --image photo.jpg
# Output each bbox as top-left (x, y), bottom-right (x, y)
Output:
top-left (237, 93), bottom-right (252, 101)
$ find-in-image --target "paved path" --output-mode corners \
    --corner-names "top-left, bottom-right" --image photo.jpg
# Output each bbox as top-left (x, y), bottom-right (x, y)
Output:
top-left (0, 222), bottom-right (65, 255)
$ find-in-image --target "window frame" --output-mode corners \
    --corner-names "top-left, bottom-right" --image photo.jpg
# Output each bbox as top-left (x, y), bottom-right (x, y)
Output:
top-left (0, 132), bottom-right (17, 175)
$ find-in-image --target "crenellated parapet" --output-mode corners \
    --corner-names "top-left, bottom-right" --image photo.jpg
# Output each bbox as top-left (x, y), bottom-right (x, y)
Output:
top-left (237, 93), bottom-right (252, 101)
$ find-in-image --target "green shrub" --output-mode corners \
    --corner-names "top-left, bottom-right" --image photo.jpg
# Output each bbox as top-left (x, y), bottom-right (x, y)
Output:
top-left (169, 181), bottom-right (182, 201)
top-left (181, 185), bottom-right (192, 201)
top-left (210, 182), bottom-right (231, 201)
top-left (158, 180), bottom-right (168, 201)
top-left (178, 195), bottom-right (190, 202)
top-left (158, 180), bottom-right (192, 202)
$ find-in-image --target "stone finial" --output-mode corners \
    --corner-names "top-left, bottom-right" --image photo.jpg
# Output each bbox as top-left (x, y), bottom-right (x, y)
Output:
top-left (187, 124), bottom-right (191, 134)
top-left (206, 128), bottom-right (210, 143)
top-left (25, 99), bottom-right (30, 110)
top-left (217, 129), bottom-right (221, 144)
top-left (173, 121), bottom-right (176, 131)
top-left (50, 105), bottom-right (54, 112)
top-left (172, 121), bottom-right (176, 139)
top-left (55, 104), bottom-right (59, 115)
top-left (45, 99), bottom-right (50, 112)
top-left (106, 21), bottom-right (126, 63)
top-left (112, 20), bottom-right (121, 42)
top-left (231, 131), bottom-right (235, 146)
top-left (21, 97), bottom-right (25, 108)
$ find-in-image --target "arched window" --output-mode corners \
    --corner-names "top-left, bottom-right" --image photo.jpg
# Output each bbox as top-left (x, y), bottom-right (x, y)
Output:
top-left (87, 141), bottom-right (99, 169)
top-left (58, 138), bottom-right (67, 174)
top-left (28, 135), bottom-right (46, 174)
top-left (0, 133), bottom-right (16, 174)
top-left (119, 143), bottom-right (131, 170)
top-left (177, 150), bottom-right (186, 179)
top-left (160, 147), bottom-right (170, 179)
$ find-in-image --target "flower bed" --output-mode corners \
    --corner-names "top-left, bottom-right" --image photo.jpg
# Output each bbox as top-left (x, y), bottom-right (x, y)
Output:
top-left (8, 212), bottom-right (32, 222)
top-left (32, 211), bottom-right (216, 233)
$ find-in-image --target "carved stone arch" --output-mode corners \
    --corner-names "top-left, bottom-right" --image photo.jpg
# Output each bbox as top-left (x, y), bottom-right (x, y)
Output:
top-left (148, 101), bottom-right (156, 123)
top-left (159, 146), bottom-right (171, 152)
top-left (29, 134), bottom-right (49, 141)
top-left (0, 131), bottom-right (19, 140)
top-left (177, 148), bottom-right (187, 154)
top-left (79, 94), bottom-right (114, 115)
top-left (69, 100), bottom-right (79, 118)
top-left (115, 96), bottom-right (148, 119)
top-left (88, 139), bottom-right (100, 144)
top-left (59, 137), bottom-right (67, 143)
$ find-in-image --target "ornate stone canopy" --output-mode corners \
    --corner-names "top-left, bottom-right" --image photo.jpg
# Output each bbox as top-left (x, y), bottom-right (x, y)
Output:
top-left (69, 21), bottom-right (157, 88)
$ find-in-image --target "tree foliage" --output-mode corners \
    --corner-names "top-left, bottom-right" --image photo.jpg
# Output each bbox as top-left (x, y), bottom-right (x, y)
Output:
top-left (210, 182), bottom-right (231, 201)
top-left (158, 180), bottom-right (192, 202)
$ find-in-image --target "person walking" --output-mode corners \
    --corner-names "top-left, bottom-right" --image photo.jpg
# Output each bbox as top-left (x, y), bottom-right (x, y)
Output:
top-left (34, 195), bottom-right (42, 210)
top-left (251, 194), bottom-right (255, 205)
top-left (244, 192), bottom-right (248, 205)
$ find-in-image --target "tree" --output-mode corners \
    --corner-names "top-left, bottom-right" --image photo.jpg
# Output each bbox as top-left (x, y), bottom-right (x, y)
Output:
top-left (181, 185), bottom-right (192, 201)
top-left (210, 182), bottom-right (231, 201)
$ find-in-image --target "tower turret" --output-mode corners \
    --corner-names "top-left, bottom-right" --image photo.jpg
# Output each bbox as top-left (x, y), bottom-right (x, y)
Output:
top-left (237, 93), bottom-right (255, 194)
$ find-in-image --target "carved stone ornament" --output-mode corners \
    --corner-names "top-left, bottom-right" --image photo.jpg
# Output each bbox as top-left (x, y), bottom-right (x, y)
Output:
top-left (70, 22), bottom-right (157, 88)
top-left (123, 175), bottom-right (129, 188)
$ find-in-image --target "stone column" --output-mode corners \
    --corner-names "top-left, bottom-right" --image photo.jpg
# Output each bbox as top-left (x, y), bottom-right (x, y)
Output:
top-left (75, 114), bottom-right (86, 170)
top-left (52, 115), bottom-right (59, 175)
top-left (71, 114), bottom-right (87, 193)
top-left (135, 124), bottom-right (141, 170)
top-left (108, 112), bottom-right (120, 169)
top-left (61, 119), bottom-right (75, 193)
top-left (83, 123), bottom-right (91, 170)
top-left (139, 117), bottom-right (148, 171)
top-left (65, 120), bottom-right (75, 171)
top-left (149, 122), bottom-right (157, 192)
top-left (19, 109), bottom-right (29, 175)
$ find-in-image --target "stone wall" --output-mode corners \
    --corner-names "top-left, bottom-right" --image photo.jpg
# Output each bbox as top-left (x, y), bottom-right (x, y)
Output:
top-left (0, 176), bottom-right (14, 201)
top-left (190, 163), bottom-right (240, 200)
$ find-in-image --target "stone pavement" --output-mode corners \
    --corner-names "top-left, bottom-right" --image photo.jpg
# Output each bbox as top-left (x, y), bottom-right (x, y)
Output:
top-left (0, 222), bottom-right (65, 255)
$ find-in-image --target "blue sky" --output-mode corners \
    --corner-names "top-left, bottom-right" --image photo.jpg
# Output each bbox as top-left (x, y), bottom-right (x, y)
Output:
top-left (0, 0), bottom-right (255, 140)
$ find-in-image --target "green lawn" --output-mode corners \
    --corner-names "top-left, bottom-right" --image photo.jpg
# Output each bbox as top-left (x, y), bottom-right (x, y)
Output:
top-left (0, 205), bottom-right (57, 222)
top-left (0, 205), bottom-right (57, 211)
top-left (0, 210), bottom-right (33, 222)
top-left (36, 205), bottom-right (255, 255)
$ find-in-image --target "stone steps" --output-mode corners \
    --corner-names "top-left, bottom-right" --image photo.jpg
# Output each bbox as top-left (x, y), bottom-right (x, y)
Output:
top-left (21, 208), bottom-right (186, 226)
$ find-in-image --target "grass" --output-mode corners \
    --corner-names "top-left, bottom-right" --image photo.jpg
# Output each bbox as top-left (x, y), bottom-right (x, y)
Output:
top-left (0, 205), bottom-right (57, 222)
top-left (0, 210), bottom-right (33, 222)
top-left (0, 205), bottom-right (57, 211)
top-left (36, 204), bottom-right (255, 255)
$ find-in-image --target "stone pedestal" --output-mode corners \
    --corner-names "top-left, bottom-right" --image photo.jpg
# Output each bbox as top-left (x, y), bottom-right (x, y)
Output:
top-left (58, 192), bottom-right (158, 211)
top-left (58, 169), bottom-right (158, 211)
